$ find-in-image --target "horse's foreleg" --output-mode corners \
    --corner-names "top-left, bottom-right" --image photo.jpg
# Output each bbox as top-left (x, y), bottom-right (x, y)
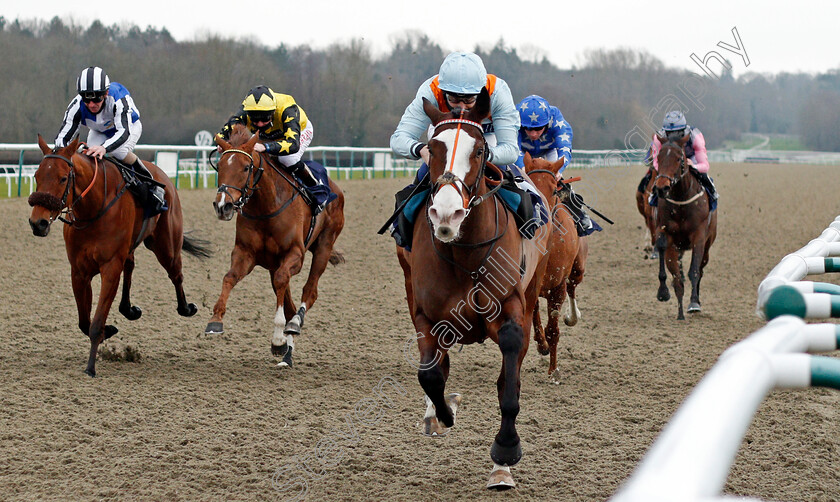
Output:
top-left (687, 234), bottom-right (708, 313)
top-left (288, 238), bottom-right (335, 337)
top-left (71, 269), bottom-right (93, 337)
top-left (118, 254), bottom-right (142, 321)
top-left (655, 232), bottom-right (670, 302)
top-left (271, 249), bottom-right (305, 362)
top-left (532, 301), bottom-right (549, 356)
top-left (546, 287), bottom-right (565, 377)
top-left (415, 314), bottom-right (456, 434)
top-left (85, 260), bottom-right (124, 377)
top-left (665, 245), bottom-right (685, 320)
top-left (206, 248), bottom-right (255, 335)
top-left (491, 317), bottom-right (525, 467)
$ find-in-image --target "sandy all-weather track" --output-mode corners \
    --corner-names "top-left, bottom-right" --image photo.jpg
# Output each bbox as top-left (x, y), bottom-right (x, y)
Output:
top-left (2, 163), bottom-right (840, 501)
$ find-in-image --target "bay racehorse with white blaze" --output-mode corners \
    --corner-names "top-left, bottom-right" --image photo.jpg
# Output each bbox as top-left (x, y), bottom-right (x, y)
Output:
top-left (396, 90), bottom-right (551, 489)
top-left (653, 133), bottom-right (717, 320)
top-left (208, 125), bottom-right (345, 368)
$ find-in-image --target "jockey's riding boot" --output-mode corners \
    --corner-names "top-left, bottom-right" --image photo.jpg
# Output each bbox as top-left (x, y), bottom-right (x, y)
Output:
top-left (131, 158), bottom-right (166, 211)
top-left (289, 160), bottom-right (319, 187)
top-left (564, 189), bottom-right (597, 237)
top-left (695, 171), bottom-right (719, 210)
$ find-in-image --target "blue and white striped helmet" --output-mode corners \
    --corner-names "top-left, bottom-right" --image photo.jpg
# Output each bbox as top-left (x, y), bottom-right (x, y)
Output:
top-left (438, 52), bottom-right (487, 95)
top-left (518, 95), bottom-right (551, 128)
top-left (77, 66), bottom-right (110, 95)
top-left (662, 111), bottom-right (687, 131)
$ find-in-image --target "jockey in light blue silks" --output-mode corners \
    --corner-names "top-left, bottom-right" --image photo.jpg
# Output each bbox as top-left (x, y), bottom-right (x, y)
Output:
top-left (515, 94), bottom-right (600, 236)
top-left (388, 51), bottom-right (548, 249)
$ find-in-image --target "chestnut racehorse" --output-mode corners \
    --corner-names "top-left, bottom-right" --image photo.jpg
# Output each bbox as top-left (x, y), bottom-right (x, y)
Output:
top-left (523, 153), bottom-right (588, 378)
top-left (28, 135), bottom-right (210, 377)
top-left (653, 134), bottom-right (717, 319)
top-left (209, 125), bottom-right (345, 368)
top-left (396, 90), bottom-right (551, 489)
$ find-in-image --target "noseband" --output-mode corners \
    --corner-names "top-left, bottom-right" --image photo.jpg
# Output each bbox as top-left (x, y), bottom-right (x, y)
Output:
top-left (216, 148), bottom-right (264, 209)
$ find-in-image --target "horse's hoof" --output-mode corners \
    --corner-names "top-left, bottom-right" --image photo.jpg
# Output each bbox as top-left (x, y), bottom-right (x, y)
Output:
top-left (687, 302), bottom-right (701, 313)
top-left (283, 316), bottom-right (301, 335)
top-left (649, 249), bottom-right (659, 259)
top-left (487, 465), bottom-right (516, 490)
top-left (178, 303), bottom-right (198, 317)
top-left (120, 304), bottom-right (142, 321)
top-left (490, 440), bottom-right (523, 467)
top-left (205, 322), bottom-right (223, 335)
top-left (271, 342), bottom-right (289, 358)
top-left (657, 288), bottom-right (670, 302)
top-left (84, 368), bottom-right (96, 378)
top-left (536, 343), bottom-right (550, 356)
top-left (423, 416), bottom-right (451, 437)
top-left (104, 325), bottom-right (119, 340)
top-left (549, 368), bottom-right (562, 382)
top-left (276, 346), bottom-right (293, 368)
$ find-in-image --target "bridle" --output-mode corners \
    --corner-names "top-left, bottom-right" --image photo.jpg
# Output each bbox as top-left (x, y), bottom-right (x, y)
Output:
top-left (654, 143), bottom-right (687, 189)
top-left (429, 116), bottom-right (502, 215)
top-left (39, 152), bottom-right (124, 228)
top-left (216, 148), bottom-right (264, 210)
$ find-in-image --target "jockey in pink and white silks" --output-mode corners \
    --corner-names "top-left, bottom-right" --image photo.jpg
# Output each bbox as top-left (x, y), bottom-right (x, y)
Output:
top-left (640, 111), bottom-right (718, 210)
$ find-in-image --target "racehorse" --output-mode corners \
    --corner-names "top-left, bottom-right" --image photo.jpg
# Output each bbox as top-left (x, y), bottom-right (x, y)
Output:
top-left (652, 134), bottom-right (717, 320)
top-left (522, 153), bottom-right (588, 379)
top-left (396, 91), bottom-right (551, 489)
top-left (636, 167), bottom-right (658, 258)
top-left (28, 134), bottom-right (210, 377)
top-left (209, 124), bottom-right (345, 368)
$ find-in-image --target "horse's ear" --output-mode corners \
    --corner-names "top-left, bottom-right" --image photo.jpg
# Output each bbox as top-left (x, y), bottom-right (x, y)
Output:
top-left (245, 134), bottom-right (260, 151)
top-left (37, 134), bottom-right (51, 155)
top-left (554, 156), bottom-right (565, 174)
top-left (467, 87), bottom-right (491, 123)
top-left (215, 134), bottom-right (232, 151)
top-left (68, 134), bottom-right (81, 153)
top-left (423, 97), bottom-right (446, 125)
top-left (678, 133), bottom-right (691, 146)
top-left (522, 152), bottom-right (533, 170)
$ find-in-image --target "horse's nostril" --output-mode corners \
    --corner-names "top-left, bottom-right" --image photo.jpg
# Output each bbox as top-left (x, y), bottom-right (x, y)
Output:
top-left (223, 202), bottom-right (233, 213)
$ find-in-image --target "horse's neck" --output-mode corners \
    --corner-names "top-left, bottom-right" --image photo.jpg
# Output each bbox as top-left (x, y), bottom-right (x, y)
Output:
top-left (69, 155), bottom-right (111, 215)
top-left (673, 169), bottom-right (700, 197)
top-left (249, 156), bottom-right (292, 210)
top-left (457, 183), bottom-right (501, 241)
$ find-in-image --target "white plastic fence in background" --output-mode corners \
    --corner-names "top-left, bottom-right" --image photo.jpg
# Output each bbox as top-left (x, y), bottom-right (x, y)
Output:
top-left (611, 216), bottom-right (840, 502)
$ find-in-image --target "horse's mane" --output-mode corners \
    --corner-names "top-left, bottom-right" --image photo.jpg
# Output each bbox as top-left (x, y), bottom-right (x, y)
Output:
top-left (228, 123), bottom-right (253, 147)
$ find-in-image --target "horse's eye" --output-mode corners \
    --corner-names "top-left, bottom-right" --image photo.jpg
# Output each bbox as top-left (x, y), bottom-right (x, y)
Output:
top-left (476, 148), bottom-right (484, 157)
top-left (60, 176), bottom-right (68, 183)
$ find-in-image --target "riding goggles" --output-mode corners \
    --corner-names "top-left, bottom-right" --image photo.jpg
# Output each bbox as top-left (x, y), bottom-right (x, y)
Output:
top-left (81, 92), bottom-right (106, 103)
top-left (445, 92), bottom-right (478, 105)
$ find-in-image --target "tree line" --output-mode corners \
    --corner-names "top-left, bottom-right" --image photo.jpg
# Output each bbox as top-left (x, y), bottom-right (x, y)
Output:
top-left (2, 16), bottom-right (839, 152)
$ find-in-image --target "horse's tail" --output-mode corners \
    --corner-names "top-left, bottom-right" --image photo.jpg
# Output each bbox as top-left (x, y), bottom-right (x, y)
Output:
top-left (182, 232), bottom-right (213, 259)
top-left (328, 248), bottom-right (345, 266)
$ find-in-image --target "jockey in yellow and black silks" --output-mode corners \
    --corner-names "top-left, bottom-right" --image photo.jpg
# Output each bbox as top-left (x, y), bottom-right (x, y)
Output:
top-left (218, 85), bottom-right (334, 214)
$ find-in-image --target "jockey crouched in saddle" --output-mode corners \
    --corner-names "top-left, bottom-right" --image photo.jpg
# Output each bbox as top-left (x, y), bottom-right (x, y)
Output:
top-left (54, 66), bottom-right (167, 216)
top-left (515, 94), bottom-right (601, 237)
top-left (640, 110), bottom-right (719, 210)
top-left (216, 85), bottom-right (331, 215)
top-left (389, 51), bottom-right (547, 249)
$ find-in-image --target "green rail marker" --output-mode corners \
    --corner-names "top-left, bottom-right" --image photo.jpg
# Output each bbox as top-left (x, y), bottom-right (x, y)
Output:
top-left (825, 257), bottom-right (840, 273)
top-left (813, 282), bottom-right (840, 295)
top-left (811, 356), bottom-right (840, 390)
top-left (764, 285), bottom-right (807, 320)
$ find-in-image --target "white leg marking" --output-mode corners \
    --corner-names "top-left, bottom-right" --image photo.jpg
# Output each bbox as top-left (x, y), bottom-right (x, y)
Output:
top-left (272, 306), bottom-right (287, 347)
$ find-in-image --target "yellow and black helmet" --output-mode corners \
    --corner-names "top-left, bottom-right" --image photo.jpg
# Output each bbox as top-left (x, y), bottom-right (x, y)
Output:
top-left (242, 85), bottom-right (276, 123)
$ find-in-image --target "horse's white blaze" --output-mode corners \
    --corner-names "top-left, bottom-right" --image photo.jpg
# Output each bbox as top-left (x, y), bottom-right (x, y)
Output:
top-left (428, 129), bottom-right (476, 240)
top-left (271, 306), bottom-right (287, 347)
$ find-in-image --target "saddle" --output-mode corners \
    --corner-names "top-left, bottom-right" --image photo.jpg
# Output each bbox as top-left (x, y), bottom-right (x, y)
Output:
top-left (106, 156), bottom-right (167, 218)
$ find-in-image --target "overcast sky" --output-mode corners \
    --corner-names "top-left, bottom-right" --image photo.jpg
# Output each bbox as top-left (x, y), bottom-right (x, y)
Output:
top-left (6, 1), bottom-right (839, 76)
